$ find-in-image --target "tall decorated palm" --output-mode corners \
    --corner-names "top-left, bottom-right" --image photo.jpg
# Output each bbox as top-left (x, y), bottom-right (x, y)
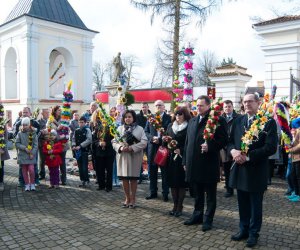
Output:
top-left (130, 0), bottom-right (222, 81)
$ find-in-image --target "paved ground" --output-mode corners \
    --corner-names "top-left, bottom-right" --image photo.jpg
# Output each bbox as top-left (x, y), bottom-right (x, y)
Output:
top-left (0, 150), bottom-right (299, 250)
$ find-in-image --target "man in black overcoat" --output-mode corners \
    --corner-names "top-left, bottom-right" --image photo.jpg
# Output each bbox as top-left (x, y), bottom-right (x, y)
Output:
top-left (221, 100), bottom-right (241, 197)
top-left (144, 100), bottom-right (171, 201)
top-left (228, 93), bottom-right (278, 248)
top-left (183, 95), bottom-right (227, 232)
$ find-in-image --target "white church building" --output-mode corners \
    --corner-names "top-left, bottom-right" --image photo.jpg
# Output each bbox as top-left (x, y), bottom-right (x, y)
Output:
top-left (253, 16), bottom-right (300, 101)
top-left (0, 0), bottom-right (97, 126)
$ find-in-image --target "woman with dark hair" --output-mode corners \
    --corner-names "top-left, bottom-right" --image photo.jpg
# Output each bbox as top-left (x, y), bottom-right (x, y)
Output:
top-left (47, 105), bottom-right (68, 185)
top-left (112, 110), bottom-right (147, 208)
top-left (163, 106), bottom-right (191, 217)
top-left (48, 105), bottom-right (61, 129)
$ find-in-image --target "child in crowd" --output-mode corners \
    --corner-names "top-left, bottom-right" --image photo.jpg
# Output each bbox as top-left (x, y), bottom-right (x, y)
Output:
top-left (43, 129), bottom-right (63, 188)
top-left (15, 117), bottom-right (38, 191)
top-left (72, 116), bottom-right (92, 187)
top-left (287, 118), bottom-right (300, 202)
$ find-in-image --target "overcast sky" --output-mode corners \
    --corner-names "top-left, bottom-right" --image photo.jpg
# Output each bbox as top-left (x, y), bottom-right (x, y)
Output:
top-left (0, 0), bottom-right (297, 87)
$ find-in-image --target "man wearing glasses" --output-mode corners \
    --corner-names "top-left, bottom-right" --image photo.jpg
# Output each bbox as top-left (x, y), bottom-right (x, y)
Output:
top-left (228, 93), bottom-right (277, 248)
top-left (145, 100), bottom-right (171, 201)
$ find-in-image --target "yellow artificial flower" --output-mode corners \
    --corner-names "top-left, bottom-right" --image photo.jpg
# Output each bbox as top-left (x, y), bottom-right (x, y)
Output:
top-left (27, 145), bottom-right (32, 150)
top-left (48, 115), bottom-right (54, 123)
top-left (261, 116), bottom-right (268, 123)
top-left (47, 145), bottom-right (52, 150)
top-left (257, 110), bottom-right (264, 117)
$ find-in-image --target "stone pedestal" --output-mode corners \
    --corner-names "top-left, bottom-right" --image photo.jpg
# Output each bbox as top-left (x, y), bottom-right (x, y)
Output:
top-left (106, 83), bottom-right (119, 108)
top-left (105, 82), bottom-right (130, 108)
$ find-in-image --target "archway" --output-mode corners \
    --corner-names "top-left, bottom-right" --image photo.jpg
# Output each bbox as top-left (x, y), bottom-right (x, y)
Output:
top-left (49, 47), bottom-right (74, 98)
top-left (4, 47), bottom-right (18, 99)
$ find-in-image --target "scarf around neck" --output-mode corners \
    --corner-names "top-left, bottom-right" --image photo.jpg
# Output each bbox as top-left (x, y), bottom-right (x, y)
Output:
top-left (172, 121), bottom-right (188, 135)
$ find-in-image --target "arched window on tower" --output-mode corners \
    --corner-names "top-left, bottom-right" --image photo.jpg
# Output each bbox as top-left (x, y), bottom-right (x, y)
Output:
top-left (48, 47), bottom-right (74, 99)
top-left (49, 50), bottom-right (66, 98)
top-left (5, 47), bottom-right (18, 99)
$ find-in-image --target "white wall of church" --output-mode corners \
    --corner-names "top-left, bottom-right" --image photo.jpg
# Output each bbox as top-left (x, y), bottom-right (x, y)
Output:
top-left (0, 15), bottom-right (96, 125)
top-left (254, 21), bottom-right (300, 100)
top-left (35, 18), bottom-right (94, 102)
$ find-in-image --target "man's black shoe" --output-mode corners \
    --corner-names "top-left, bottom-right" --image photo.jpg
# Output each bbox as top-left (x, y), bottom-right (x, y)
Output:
top-left (246, 236), bottom-right (258, 248)
top-left (202, 223), bottom-right (212, 232)
top-left (145, 194), bottom-right (157, 200)
top-left (163, 196), bottom-right (169, 202)
top-left (224, 192), bottom-right (233, 198)
top-left (231, 232), bottom-right (249, 241)
top-left (39, 177), bottom-right (45, 180)
top-left (183, 214), bottom-right (203, 225)
top-left (138, 180), bottom-right (142, 184)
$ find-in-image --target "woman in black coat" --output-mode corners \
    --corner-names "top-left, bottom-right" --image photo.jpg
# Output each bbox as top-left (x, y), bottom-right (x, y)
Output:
top-left (163, 107), bottom-right (191, 217)
top-left (91, 110), bottom-right (115, 192)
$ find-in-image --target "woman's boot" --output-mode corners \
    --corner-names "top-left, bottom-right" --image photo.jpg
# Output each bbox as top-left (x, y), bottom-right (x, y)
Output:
top-left (169, 188), bottom-right (178, 215)
top-left (175, 188), bottom-right (185, 217)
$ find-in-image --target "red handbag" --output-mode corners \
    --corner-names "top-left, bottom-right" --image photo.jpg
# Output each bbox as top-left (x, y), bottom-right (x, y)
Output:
top-left (154, 146), bottom-right (169, 167)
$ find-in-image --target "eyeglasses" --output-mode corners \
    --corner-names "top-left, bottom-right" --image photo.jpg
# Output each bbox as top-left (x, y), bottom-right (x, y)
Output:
top-left (175, 112), bottom-right (183, 116)
top-left (243, 100), bottom-right (256, 104)
top-left (155, 104), bottom-right (163, 107)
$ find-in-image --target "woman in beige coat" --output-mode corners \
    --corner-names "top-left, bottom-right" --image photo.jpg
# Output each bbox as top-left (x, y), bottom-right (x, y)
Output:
top-left (112, 110), bottom-right (147, 208)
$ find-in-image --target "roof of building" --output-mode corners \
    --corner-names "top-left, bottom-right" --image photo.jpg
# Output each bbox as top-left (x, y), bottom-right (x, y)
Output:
top-left (209, 72), bottom-right (252, 78)
top-left (253, 15), bottom-right (300, 27)
top-left (215, 64), bottom-right (247, 70)
top-left (2, 0), bottom-right (97, 32)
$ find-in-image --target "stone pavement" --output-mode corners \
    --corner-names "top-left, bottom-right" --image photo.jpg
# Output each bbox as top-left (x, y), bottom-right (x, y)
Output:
top-left (0, 150), bottom-right (299, 250)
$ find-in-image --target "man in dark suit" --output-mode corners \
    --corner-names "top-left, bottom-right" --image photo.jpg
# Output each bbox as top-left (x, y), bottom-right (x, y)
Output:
top-left (183, 95), bottom-right (227, 232)
top-left (145, 100), bottom-right (171, 201)
top-left (221, 100), bottom-right (241, 197)
top-left (228, 93), bottom-right (278, 248)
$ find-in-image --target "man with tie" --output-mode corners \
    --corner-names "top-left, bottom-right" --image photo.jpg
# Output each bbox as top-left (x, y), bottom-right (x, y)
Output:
top-left (145, 100), bottom-right (171, 201)
top-left (183, 95), bottom-right (227, 232)
top-left (221, 100), bottom-right (241, 197)
top-left (228, 93), bottom-right (277, 248)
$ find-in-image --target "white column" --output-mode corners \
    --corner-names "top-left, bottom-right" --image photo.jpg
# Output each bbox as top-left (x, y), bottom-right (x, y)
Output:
top-left (27, 21), bottom-right (39, 105)
top-left (44, 59), bottom-right (50, 99)
top-left (19, 31), bottom-right (29, 104)
top-left (82, 38), bottom-right (94, 103)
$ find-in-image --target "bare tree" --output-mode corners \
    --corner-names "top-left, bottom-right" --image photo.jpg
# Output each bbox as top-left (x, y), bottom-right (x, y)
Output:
top-left (194, 50), bottom-right (219, 87)
top-left (122, 55), bottom-right (141, 85)
top-left (131, 0), bottom-right (222, 82)
top-left (251, 0), bottom-right (300, 23)
top-left (150, 61), bottom-right (173, 88)
top-left (105, 62), bottom-right (114, 83)
top-left (92, 61), bottom-right (106, 91)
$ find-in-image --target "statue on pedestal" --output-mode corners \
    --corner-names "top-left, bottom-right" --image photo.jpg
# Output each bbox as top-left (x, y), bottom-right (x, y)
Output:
top-left (112, 52), bottom-right (126, 82)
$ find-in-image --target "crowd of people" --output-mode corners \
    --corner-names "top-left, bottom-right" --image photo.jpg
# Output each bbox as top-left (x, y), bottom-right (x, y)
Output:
top-left (0, 92), bottom-right (299, 248)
